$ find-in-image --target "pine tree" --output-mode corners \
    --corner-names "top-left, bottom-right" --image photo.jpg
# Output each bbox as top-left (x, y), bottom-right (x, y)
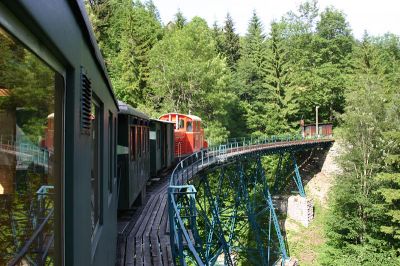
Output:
top-left (174, 9), bottom-right (186, 30)
top-left (220, 13), bottom-right (241, 70)
top-left (313, 7), bottom-right (354, 121)
top-left (263, 21), bottom-right (297, 131)
top-left (236, 11), bottom-right (283, 136)
top-left (236, 11), bottom-right (267, 102)
top-left (212, 21), bottom-right (224, 55)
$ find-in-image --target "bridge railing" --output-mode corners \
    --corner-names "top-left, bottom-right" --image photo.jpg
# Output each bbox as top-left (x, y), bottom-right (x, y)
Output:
top-left (168, 134), bottom-right (333, 265)
top-left (7, 185), bottom-right (55, 266)
top-left (0, 135), bottom-right (51, 169)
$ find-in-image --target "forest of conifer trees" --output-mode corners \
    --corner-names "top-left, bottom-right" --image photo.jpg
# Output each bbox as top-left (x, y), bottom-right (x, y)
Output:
top-left (86, 0), bottom-right (400, 264)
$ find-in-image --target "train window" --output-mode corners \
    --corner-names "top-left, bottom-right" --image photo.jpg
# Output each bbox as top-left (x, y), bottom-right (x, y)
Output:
top-left (114, 117), bottom-right (117, 179)
top-left (130, 127), bottom-right (135, 161)
top-left (187, 121), bottom-right (193, 132)
top-left (0, 27), bottom-right (63, 263)
top-left (108, 112), bottom-right (113, 194)
top-left (137, 127), bottom-right (142, 158)
top-left (157, 129), bottom-right (161, 150)
top-left (91, 98), bottom-right (102, 236)
top-left (142, 127), bottom-right (145, 155)
top-left (179, 119), bottom-right (184, 129)
top-left (145, 127), bottom-right (149, 154)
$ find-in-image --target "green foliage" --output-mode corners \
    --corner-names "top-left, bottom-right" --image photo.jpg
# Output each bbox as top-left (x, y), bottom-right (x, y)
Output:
top-left (85, 0), bottom-right (400, 263)
top-left (147, 17), bottom-right (235, 141)
top-left (220, 13), bottom-right (241, 70)
top-left (324, 33), bottom-right (400, 263)
top-left (87, 0), bottom-right (163, 106)
top-left (173, 9), bottom-right (187, 30)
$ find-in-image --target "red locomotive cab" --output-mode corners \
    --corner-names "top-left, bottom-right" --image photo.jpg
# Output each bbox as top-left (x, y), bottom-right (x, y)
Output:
top-left (44, 113), bottom-right (55, 151)
top-left (159, 113), bottom-right (207, 158)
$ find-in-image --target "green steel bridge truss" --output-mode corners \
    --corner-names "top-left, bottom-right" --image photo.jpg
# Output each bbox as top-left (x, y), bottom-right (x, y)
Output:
top-left (168, 135), bottom-right (333, 265)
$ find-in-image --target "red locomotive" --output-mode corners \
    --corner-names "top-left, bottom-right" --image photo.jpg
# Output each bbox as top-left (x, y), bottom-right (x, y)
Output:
top-left (159, 113), bottom-right (208, 158)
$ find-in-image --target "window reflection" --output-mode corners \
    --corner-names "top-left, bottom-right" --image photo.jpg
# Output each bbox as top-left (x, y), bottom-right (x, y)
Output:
top-left (91, 100), bottom-right (100, 235)
top-left (187, 121), bottom-right (193, 132)
top-left (0, 27), bottom-right (60, 264)
top-left (179, 119), bottom-right (184, 129)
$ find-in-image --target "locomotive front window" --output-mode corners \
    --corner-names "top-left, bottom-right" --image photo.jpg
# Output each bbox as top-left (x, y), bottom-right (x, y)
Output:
top-left (0, 27), bottom-right (63, 264)
top-left (179, 119), bottom-right (184, 129)
top-left (187, 121), bottom-right (193, 132)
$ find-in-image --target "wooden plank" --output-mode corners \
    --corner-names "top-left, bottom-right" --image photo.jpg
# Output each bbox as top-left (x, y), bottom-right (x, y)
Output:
top-left (135, 237), bottom-right (143, 266)
top-left (116, 235), bottom-right (126, 266)
top-left (150, 235), bottom-right (162, 266)
top-left (149, 194), bottom-right (167, 265)
top-left (143, 195), bottom-right (163, 266)
top-left (135, 195), bottom-right (161, 265)
top-left (154, 194), bottom-right (168, 232)
top-left (165, 214), bottom-right (170, 235)
top-left (126, 195), bottom-right (158, 265)
top-left (161, 239), bottom-right (169, 266)
top-left (160, 197), bottom-right (169, 236)
top-left (166, 244), bottom-right (173, 265)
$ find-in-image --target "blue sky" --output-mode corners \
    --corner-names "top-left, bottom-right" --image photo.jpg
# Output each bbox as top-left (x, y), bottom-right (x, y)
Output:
top-left (152, 0), bottom-right (400, 39)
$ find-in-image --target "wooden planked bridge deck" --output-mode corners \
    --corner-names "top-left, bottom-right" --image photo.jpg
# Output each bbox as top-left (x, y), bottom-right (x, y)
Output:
top-left (116, 175), bottom-right (173, 266)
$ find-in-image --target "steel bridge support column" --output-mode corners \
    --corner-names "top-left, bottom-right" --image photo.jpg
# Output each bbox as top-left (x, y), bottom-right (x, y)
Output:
top-left (273, 153), bottom-right (284, 193)
top-left (291, 152), bottom-right (306, 197)
top-left (203, 177), bottom-right (234, 266)
top-left (238, 163), bottom-right (268, 266)
top-left (256, 158), bottom-right (289, 264)
top-left (205, 169), bottom-right (224, 261)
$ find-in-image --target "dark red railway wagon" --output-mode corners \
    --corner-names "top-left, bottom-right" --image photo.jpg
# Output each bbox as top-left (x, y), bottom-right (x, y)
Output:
top-left (159, 113), bottom-right (207, 158)
top-left (301, 122), bottom-right (333, 137)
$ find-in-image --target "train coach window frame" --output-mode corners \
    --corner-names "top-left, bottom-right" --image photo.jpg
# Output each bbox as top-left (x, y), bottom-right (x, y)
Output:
top-left (137, 126), bottom-right (142, 158)
top-left (146, 127), bottom-right (149, 155)
top-left (130, 126), bottom-right (136, 161)
top-left (90, 97), bottom-right (104, 241)
top-left (114, 117), bottom-right (117, 180)
top-left (0, 10), bottom-right (66, 266)
top-left (157, 129), bottom-right (161, 150)
top-left (142, 127), bottom-right (146, 155)
top-left (108, 111), bottom-right (113, 196)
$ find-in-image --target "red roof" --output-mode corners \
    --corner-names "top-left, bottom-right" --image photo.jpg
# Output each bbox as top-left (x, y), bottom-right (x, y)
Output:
top-left (160, 113), bottom-right (202, 121)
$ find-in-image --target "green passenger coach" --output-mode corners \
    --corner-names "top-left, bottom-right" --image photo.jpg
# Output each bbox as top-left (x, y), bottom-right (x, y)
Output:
top-left (149, 119), bottom-right (175, 177)
top-left (0, 1), bottom-right (119, 265)
top-left (117, 101), bottom-right (150, 209)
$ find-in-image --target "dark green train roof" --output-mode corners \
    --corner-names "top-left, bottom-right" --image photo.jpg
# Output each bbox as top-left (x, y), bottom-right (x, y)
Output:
top-left (150, 119), bottom-right (175, 124)
top-left (118, 101), bottom-right (149, 120)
